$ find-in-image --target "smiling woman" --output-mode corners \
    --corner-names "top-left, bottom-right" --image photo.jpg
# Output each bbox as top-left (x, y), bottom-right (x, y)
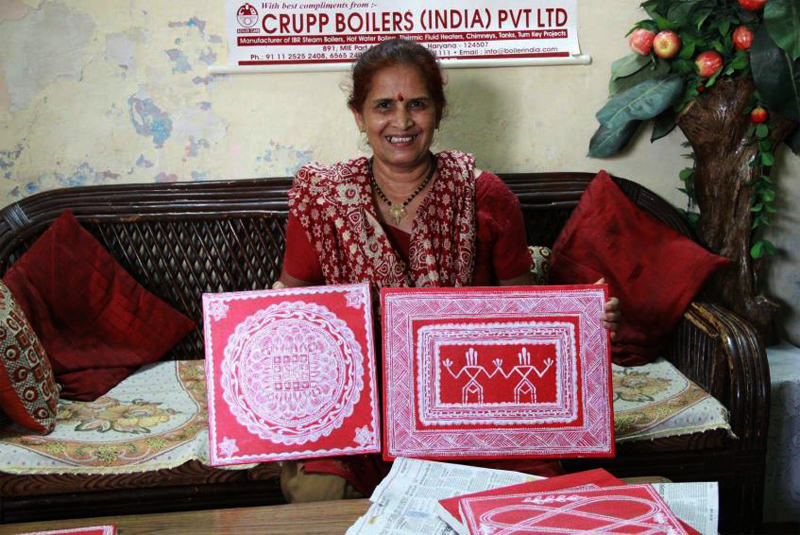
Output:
top-left (275, 38), bottom-right (621, 503)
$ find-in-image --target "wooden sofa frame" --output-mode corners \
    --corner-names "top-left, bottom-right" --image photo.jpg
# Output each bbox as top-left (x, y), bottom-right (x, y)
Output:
top-left (0, 173), bottom-right (769, 533)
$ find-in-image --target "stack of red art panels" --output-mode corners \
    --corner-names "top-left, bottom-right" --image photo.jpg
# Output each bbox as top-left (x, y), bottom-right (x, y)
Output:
top-left (203, 283), bottom-right (380, 466)
top-left (381, 285), bottom-right (614, 460)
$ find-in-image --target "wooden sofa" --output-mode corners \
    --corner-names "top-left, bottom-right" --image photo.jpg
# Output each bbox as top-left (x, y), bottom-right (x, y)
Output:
top-left (0, 173), bottom-right (769, 533)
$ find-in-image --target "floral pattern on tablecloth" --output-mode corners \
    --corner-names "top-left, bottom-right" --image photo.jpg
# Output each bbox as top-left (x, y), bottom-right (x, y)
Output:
top-left (0, 361), bottom-right (209, 473)
top-left (612, 358), bottom-right (731, 442)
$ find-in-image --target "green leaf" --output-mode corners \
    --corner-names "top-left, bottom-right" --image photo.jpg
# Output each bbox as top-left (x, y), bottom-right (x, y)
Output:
top-left (751, 203), bottom-right (764, 212)
top-left (756, 124), bottom-right (769, 138)
top-left (672, 58), bottom-right (697, 75)
top-left (750, 241), bottom-right (765, 259)
top-left (588, 121), bottom-right (642, 158)
top-left (668, 3), bottom-right (696, 27)
top-left (694, 8), bottom-right (712, 30)
top-left (651, 108), bottom-right (677, 141)
top-left (610, 59), bottom-right (670, 96)
top-left (652, 12), bottom-right (676, 31)
top-left (762, 152), bottom-right (775, 166)
top-left (610, 54), bottom-right (651, 81)
top-left (751, 26), bottom-right (800, 122)
top-left (731, 51), bottom-right (749, 70)
top-left (596, 75), bottom-right (685, 128)
top-left (765, 0), bottom-right (800, 61)
top-left (631, 19), bottom-right (660, 34)
top-left (762, 189), bottom-right (776, 202)
top-left (718, 19), bottom-right (731, 38)
top-left (764, 240), bottom-right (777, 255)
top-left (679, 167), bottom-right (694, 181)
top-left (683, 210), bottom-right (700, 229)
top-left (679, 40), bottom-right (697, 59)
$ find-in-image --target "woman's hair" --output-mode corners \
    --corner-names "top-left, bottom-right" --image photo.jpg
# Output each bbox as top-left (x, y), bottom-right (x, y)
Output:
top-left (347, 38), bottom-right (446, 124)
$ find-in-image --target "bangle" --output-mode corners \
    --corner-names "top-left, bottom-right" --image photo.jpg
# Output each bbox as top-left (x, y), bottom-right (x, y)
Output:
top-left (271, 280), bottom-right (286, 289)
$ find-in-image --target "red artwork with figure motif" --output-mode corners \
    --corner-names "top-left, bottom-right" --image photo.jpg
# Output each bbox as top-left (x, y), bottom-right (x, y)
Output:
top-left (203, 283), bottom-right (380, 465)
top-left (381, 285), bottom-right (614, 460)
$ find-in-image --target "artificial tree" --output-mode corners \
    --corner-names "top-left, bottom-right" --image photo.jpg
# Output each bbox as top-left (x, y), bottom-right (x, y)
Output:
top-left (590, 0), bottom-right (799, 339)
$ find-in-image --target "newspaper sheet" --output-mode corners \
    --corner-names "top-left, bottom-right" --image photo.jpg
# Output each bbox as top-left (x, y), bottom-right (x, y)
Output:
top-left (346, 458), bottom-right (719, 535)
top-left (652, 481), bottom-right (719, 535)
top-left (346, 457), bottom-right (539, 535)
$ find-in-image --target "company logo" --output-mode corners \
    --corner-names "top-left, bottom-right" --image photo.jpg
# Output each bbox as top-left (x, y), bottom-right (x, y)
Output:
top-left (237, 3), bottom-right (259, 27)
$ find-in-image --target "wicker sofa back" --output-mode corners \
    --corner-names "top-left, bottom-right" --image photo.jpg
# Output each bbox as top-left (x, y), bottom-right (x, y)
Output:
top-left (0, 173), bottom-right (769, 533)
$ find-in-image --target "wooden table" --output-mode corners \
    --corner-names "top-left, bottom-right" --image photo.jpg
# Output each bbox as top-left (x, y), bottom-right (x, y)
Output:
top-left (0, 500), bottom-right (371, 535)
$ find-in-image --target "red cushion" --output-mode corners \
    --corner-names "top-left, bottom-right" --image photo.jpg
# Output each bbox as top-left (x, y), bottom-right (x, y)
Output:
top-left (551, 171), bottom-right (731, 365)
top-left (2, 211), bottom-right (195, 400)
top-left (0, 281), bottom-right (58, 433)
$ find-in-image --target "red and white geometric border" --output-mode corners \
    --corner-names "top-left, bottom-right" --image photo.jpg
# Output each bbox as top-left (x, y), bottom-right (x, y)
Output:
top-left (381, 285), bottom-right (614, 460)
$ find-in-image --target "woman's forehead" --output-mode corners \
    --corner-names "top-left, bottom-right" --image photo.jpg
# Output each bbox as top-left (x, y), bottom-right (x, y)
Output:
top-left (367, 64), bottom-right (431, 98)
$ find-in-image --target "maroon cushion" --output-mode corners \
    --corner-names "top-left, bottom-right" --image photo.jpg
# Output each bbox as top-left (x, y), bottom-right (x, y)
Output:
top-left (2, 211), bottom-right (195, 400)
top-left (551, 171), bottom-right (731, 365)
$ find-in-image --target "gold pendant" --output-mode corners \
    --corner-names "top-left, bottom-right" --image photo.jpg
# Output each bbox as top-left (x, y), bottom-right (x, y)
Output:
top-left (389, 204), bottom-right (406, 225)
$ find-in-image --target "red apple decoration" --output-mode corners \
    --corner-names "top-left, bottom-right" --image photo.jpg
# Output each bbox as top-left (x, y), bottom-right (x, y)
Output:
top-left (629, 28), bottom-right (656, 55)
top-left (751, 107), bottom-right (768, 123)
top-left (695, 51), bottom-right (723, 77)
top-left (733, 26), bottom-right (754, 50)
top-left (653, 31), bottom-right (682, 58)
top-left (738, 0), bottom-right (767, 11)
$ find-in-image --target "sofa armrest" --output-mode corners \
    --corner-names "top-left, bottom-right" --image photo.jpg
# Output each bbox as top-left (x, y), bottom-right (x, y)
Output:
top-left (664, 301), bottom-right (770, 448)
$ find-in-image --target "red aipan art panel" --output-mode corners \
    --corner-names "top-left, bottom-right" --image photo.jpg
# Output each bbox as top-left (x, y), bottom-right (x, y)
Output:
top-left (459, 484), bottom-right (689, 535)
top-left (203, 283), bottom-right (380, 465)
top-left (17, 528), bottom-right (116, 535)
top-left (381, 285), bottom-right (614, 460)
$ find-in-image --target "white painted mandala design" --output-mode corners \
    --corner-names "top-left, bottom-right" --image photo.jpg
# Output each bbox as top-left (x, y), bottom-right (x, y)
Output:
top-left (219, 436), bottom-right (239, 457)
top-left (207, 300), bottom-right (229, 321)
top-left (221, 301), bottom-right (364, 446)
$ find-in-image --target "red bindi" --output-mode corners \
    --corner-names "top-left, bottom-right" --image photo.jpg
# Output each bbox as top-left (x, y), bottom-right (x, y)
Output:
top-left (395, 92), bottom-right (404, 102)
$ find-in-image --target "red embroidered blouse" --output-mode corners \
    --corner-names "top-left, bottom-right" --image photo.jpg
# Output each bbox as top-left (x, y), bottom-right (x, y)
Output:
top-left (283, 170), bottom-right (532, 284)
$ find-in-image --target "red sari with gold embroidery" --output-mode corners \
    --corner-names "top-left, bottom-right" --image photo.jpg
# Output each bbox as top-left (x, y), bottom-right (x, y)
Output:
top-left (284, 150), bottom-right (562, 495)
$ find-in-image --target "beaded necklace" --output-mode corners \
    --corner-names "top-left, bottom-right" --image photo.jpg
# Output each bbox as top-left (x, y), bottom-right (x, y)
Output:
top-left (369, 153), bottom-right (436, 225)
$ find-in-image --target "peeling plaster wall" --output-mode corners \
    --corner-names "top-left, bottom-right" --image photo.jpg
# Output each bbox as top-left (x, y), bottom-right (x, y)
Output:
top-left (0, 1), bottom-right (798, 342)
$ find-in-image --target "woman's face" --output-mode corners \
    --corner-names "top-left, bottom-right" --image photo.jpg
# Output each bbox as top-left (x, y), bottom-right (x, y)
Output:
top-left (352, 63), bottom-right (437, 174)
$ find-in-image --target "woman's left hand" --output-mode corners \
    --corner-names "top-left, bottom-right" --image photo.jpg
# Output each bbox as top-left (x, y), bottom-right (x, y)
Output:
top-left (595, 278), bottom-right (621, 340)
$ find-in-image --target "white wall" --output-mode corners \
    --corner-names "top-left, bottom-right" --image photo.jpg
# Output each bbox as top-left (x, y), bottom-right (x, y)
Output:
top-left (1, 1), bottom-right (798, 341)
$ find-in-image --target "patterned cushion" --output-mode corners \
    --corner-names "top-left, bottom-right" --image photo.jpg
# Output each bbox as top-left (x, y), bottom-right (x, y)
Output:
top-left (528, 246), bottom-right (551, 285)
top-left (0, 281), bottom-right (58, 434)
top-left (613, 358), bottom-right (731, 442)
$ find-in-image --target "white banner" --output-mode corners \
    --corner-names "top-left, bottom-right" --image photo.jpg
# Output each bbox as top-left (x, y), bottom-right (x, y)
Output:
top-left (214, 0), bottom-right (586, 73)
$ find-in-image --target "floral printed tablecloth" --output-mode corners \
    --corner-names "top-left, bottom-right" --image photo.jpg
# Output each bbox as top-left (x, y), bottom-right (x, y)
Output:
top-left (612, 358), bottom-right (731, 443)
top-left (0, 361), bottom-right (209, 473)
top-left (0, 358), bottom-right (731, 474)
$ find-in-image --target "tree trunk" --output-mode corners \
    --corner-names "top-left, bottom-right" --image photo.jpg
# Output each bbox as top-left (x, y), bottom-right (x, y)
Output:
top-left (677, 77), bottom-right (796, 341)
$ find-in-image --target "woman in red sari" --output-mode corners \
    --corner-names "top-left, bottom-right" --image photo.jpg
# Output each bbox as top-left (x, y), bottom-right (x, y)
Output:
top-left (277, 38), bottom-right (620, 502)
